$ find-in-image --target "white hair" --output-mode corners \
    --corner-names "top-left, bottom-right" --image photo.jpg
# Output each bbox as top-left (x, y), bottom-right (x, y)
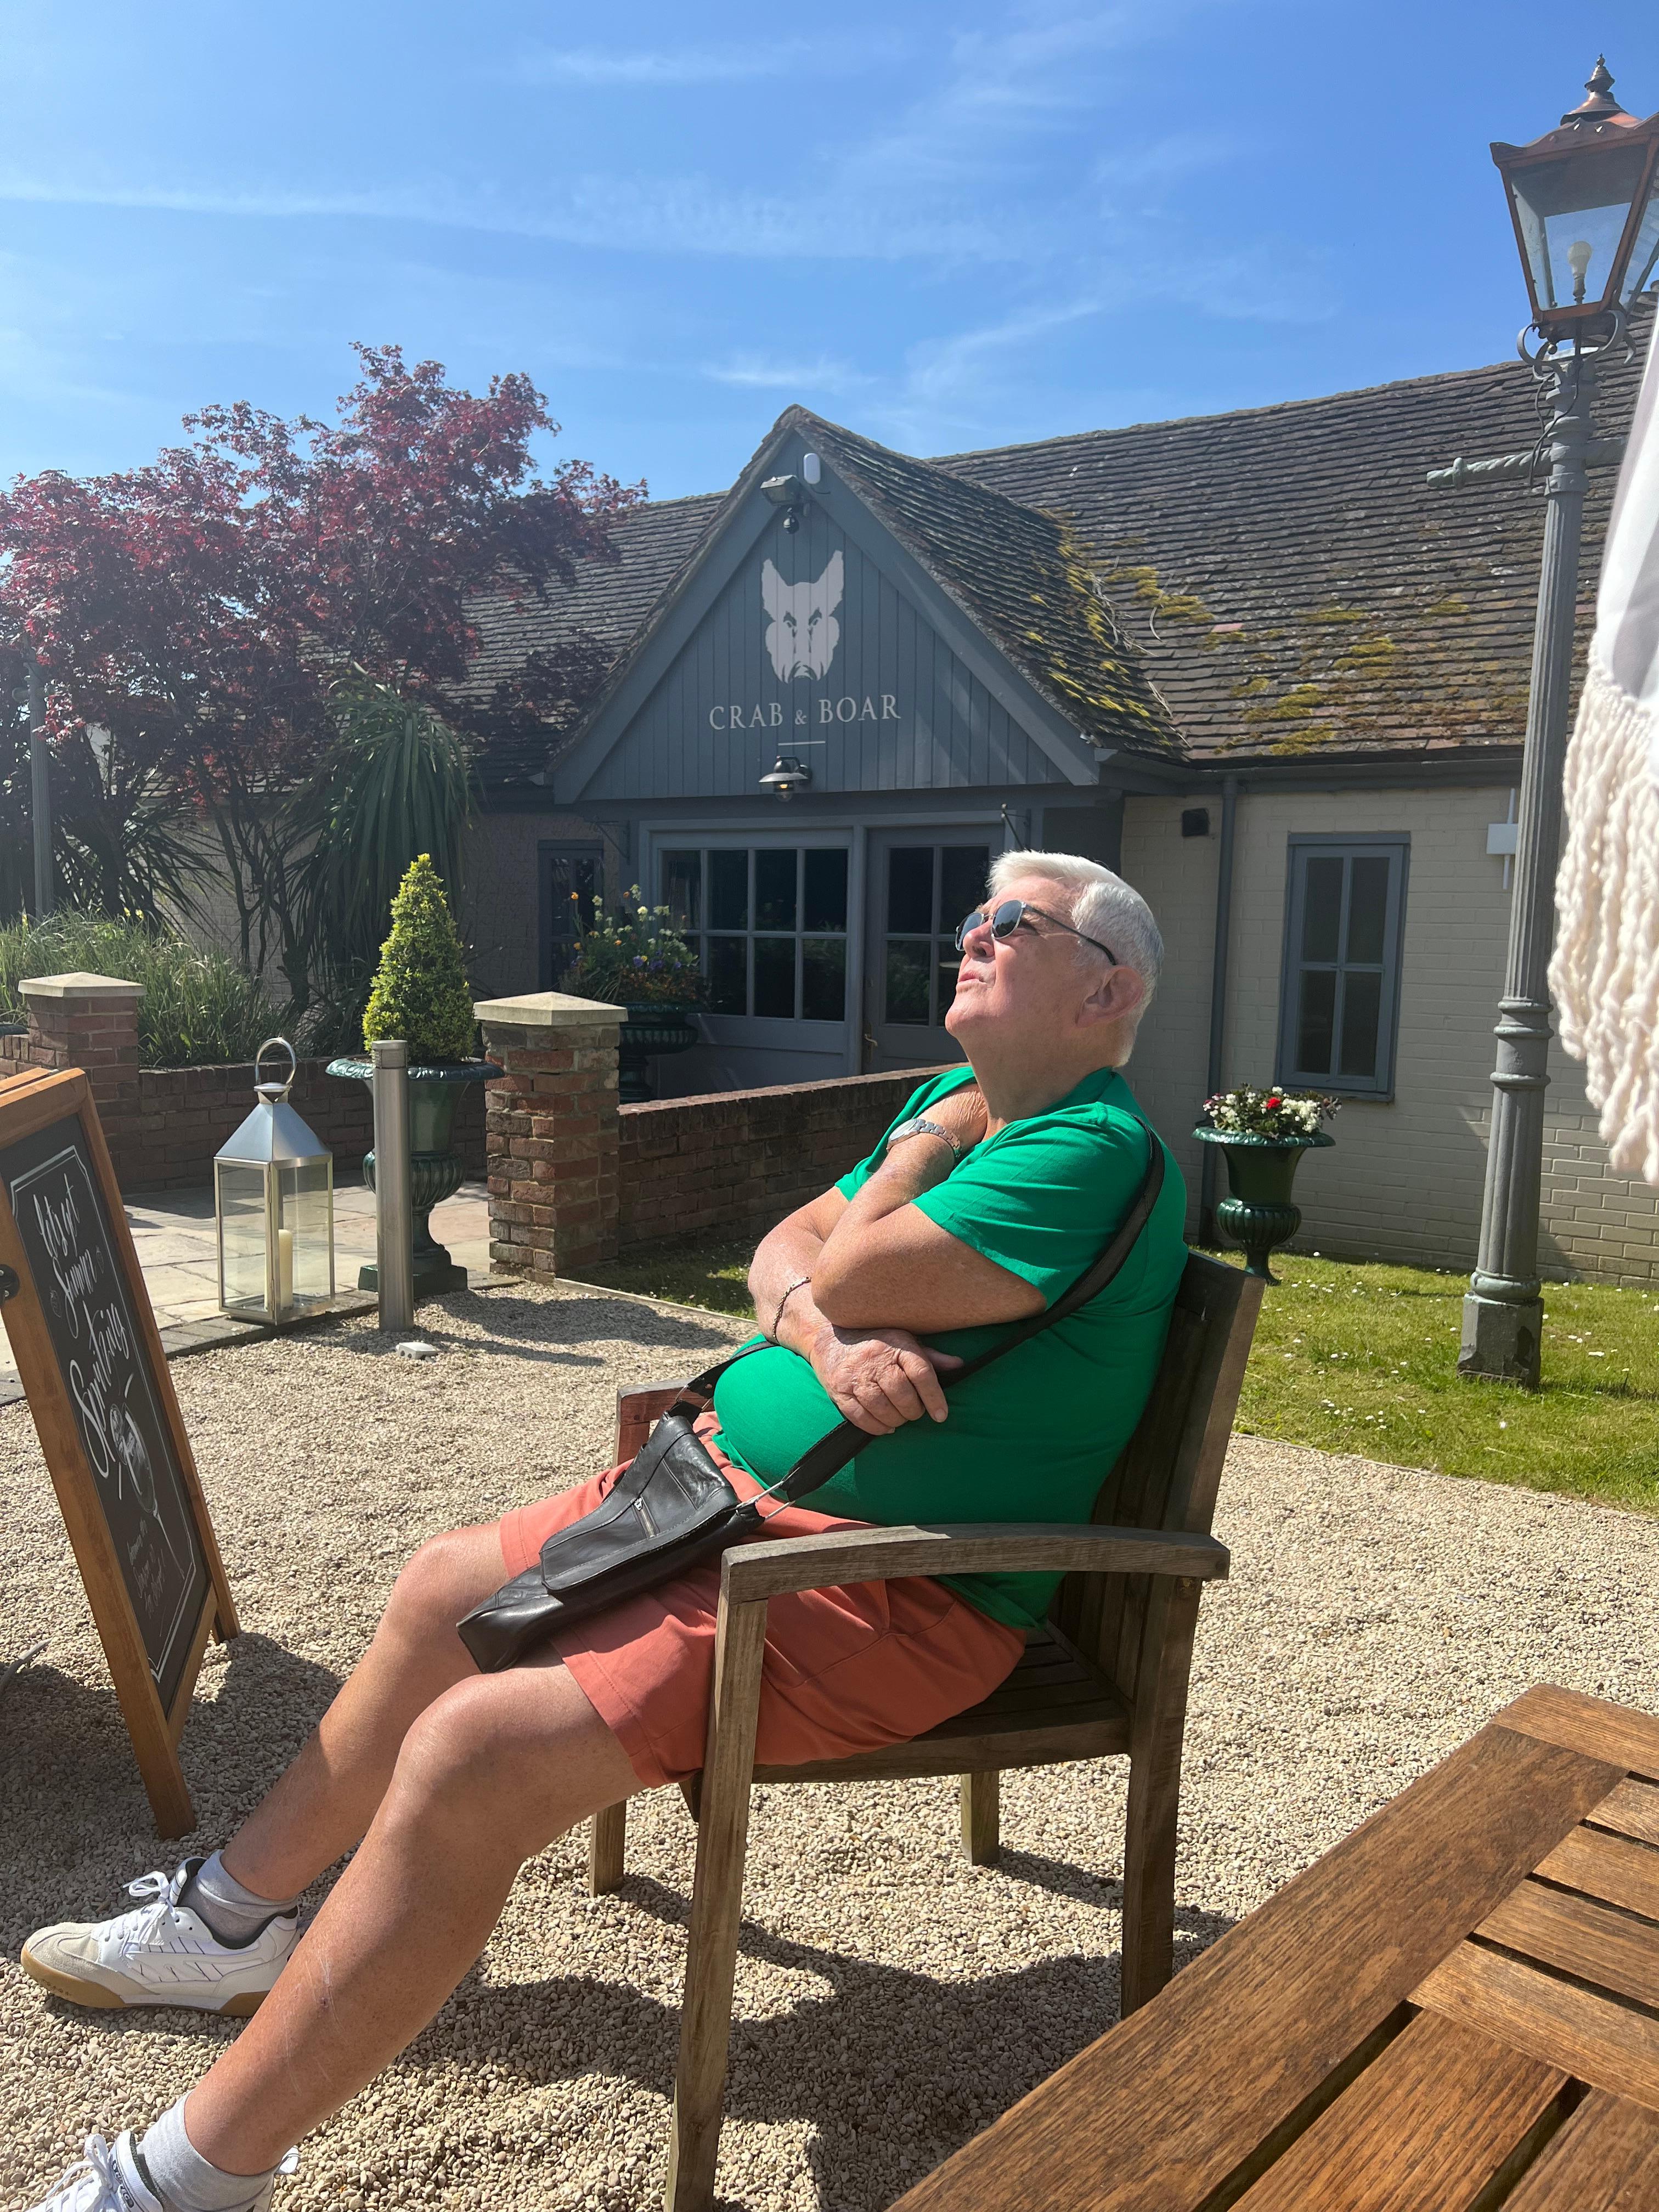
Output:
top-left (987, 850), bottom-right (1164, 1029)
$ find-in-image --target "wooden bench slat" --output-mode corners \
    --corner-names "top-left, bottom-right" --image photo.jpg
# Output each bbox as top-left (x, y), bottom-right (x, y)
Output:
top-left (1229, 2011), bottom-right (1565, 2211)
top-left (1413, 1942), bottom-right (1659, 2112)
top-left (1534, 1826), bottom-right (1659, 1923)
top-left (1588, 1777), bottom-right (1659, 1850)
top-left (755, 1713), bottom-right (1130, 1786)
top-left (1500, 2090), bottom-right (1659, 2211)
top-left (1499, 1687), bottom-right (1659, 1784)
top-left (1480, 1880), bottom-right (1659, 2009)
top-left (894, 1724), bottom-right (1618, 2212)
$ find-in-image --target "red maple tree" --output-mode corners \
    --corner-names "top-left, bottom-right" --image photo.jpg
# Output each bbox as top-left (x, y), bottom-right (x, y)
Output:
top-left (0, 345), bottom-right (639, 995)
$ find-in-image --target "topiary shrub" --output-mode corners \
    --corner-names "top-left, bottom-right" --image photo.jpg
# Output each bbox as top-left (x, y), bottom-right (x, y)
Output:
top-left (362, 854), bottom-right (476, 1063)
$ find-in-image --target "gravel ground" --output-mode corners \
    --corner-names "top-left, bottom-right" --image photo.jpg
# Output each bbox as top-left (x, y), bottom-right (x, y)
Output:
top-left (3, 1278), bottom-right (1657, 2212)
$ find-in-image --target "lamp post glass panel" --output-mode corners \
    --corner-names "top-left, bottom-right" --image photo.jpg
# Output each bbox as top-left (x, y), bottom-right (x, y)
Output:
top-left (215, 1039), bottom-right (336, 1325)
top-left (1458, 59), bottom-right (1658, 1388)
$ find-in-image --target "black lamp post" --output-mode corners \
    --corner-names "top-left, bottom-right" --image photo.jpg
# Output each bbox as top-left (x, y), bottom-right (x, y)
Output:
top-left (1440, 60), bottom-right (1658, 1387)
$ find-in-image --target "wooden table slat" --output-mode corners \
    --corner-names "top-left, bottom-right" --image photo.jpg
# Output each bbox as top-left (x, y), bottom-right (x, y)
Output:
top-left (1413, 1942), bottom-right (1659, 2113)
top-left (1589, 1779), bottom-right (1659, 1851)
top-left (1500, 1688), bottom-right (1659, 1783)
top-left (1535, 1827), bottom-right (1659, 1924)
top-left (1500, 2090), bottom-right (1659, 2211)
top-left (1227, 2010), bottom-right (1565, 2211)
top-left (1480, 1882), bottom-right (1659, 2010)
top-left (895, 1723), bottom-right (1622, 2212)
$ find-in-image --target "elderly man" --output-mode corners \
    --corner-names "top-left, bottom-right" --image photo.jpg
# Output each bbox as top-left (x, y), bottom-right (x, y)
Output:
top-left (24, 852), bottom-right (1187, 2212)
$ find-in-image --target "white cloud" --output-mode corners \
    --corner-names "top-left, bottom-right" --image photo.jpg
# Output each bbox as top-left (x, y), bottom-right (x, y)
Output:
top-left (703, 353), bottom-right (873, 395)
top-left (508, 39), bottom-right (888, 87)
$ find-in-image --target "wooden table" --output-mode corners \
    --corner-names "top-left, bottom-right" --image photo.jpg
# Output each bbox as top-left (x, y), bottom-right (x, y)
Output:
top-left (897, 1687), bottom-right (1659, 2211)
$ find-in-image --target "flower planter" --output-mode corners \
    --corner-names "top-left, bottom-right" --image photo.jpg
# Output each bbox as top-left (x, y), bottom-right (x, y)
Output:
top-left (1193, 1126), bottom-right (1335, 1283)
top-left (328, 1057), bottom-right (499, 1294)
top-left (614, 1003), bottom-right (699, 1104)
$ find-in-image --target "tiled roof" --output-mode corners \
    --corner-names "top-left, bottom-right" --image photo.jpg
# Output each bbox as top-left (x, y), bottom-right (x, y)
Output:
top-left (936, 312), bottom-right (1649, 766)
top-left (794, 415), bottom-right (1180, 759)
top-left (464, 306), bottom-right (1650, 784)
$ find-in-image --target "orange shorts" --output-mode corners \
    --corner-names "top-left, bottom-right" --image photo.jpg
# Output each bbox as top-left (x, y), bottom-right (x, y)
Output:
top-left (498, 1416), bottom-right (1025, 1790)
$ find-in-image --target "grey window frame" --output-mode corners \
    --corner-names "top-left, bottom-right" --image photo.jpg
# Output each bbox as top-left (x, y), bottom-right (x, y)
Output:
top-left (538, 840), bottom-right (604, 989)
top-left (657, 838), bottom-right (851, 1028)
top-left (1275, 833), bottom-right (1409, 1101)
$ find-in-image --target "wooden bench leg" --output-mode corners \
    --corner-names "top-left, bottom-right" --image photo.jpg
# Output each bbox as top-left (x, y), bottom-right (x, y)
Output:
top-left (1120, 1578), bottom-right (1200, 2017)
top-left (665, 1592), bottom-right (766, 2212)
top-left (960, 1770), bottom-right (1000, 1864)
top-left (588, 1802), bottom-right (627, 1895)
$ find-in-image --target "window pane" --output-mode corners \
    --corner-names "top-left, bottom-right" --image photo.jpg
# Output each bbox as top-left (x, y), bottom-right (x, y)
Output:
top-left (940, 846), bottom-right (991, 937)
top-left (936, 953), bottom-right (961, 1021)
top-left (803, 848), bottom-right (848, 932)
top-left (888, 847), bottom-right (934, 935)
top-left (802, 938), bottom-right (846, 1021)
top-left (885, 941), bottom-right (932, 1024)
top-left (1296, 968), bottom-right (1336, 1074)
top-left (1339, 970), bottom-right (1383, 1079)
top-left (1345, 856), bottom-right (1390, 965)
top-left (753, 936), bottom-right (795, 1019)
top-left (754, 849), bottom-right (798, 932)
top-left (546, 853), bottom-right (599, 978)
top-left (709, 850), bottom-right (748, 930)
top-left (661, 850), bottom-right (701, 933)
top-left (708, 935), bottom-right (747, 1014)
top-left (1301, 856), bottom-right (1344, 963)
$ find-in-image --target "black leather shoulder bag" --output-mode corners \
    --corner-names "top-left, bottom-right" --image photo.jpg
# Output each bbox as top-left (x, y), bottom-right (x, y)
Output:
top-left (458, 1126), bottom-right (1165, 1674)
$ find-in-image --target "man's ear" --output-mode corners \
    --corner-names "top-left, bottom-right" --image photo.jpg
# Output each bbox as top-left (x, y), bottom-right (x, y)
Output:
top-left (1079, 962), bottom-right (1146, 1029)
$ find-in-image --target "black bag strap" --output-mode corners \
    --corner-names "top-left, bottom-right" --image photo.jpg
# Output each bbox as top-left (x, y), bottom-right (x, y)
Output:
top-left (664, 1121), bottom-right (1166, 1504)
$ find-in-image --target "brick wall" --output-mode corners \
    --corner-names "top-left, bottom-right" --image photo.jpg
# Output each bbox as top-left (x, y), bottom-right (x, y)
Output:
top-left (616, 1068), bottom-right (939, 1251)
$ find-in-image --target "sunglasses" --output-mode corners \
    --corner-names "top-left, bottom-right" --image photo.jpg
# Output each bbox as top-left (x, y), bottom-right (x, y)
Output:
top-left (953, 898), bottom-right (1119, 966)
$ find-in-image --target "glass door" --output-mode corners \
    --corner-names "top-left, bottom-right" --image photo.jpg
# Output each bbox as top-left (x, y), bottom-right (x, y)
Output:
top-left (862, 833), bottom-right (993, 1071)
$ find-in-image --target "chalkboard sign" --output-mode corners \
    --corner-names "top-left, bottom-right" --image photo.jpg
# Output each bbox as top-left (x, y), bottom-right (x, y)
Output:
top-left (0, 1068), bottom-right (236, 1835)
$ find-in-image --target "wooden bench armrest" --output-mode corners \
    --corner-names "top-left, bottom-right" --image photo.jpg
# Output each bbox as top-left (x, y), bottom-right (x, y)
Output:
top-left (720, 1521), bottom-right (1228, 1604)
top-left (617, 1378), bottom-right (693, 1413)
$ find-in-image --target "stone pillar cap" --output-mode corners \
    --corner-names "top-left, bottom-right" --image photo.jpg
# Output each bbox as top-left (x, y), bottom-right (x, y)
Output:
top-left (19, 972), bottom-right (143, 1001)
top-left (473, 990), bottom-right (626, 1028)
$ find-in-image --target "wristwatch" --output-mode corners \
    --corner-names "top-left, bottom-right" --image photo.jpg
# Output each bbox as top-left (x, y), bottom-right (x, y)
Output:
top-left (887, 1115), bottom-right (961, 1159)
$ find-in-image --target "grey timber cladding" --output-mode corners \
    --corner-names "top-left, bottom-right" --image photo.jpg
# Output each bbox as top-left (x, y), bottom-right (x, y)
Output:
top-left (579, 499), bottom-right (1069, 802)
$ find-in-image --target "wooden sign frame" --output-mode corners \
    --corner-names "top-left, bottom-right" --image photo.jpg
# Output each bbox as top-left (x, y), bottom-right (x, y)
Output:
top-left (0, 1065), bottom-right (237, 1835)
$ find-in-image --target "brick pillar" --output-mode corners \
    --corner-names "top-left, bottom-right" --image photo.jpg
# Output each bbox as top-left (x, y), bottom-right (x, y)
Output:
top-left (473, 991), bottom-right (625, 1280)
top-left (19, 972), bottom-right (143, 1165)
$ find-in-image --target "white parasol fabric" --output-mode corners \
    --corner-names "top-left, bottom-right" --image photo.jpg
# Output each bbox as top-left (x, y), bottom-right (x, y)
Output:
top-left (1551, 319), bottom-right (1659, 1184)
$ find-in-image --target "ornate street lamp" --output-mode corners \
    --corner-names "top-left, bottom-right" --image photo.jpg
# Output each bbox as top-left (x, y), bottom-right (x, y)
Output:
top-left (1437, 60), bottom-right (1657, 1386)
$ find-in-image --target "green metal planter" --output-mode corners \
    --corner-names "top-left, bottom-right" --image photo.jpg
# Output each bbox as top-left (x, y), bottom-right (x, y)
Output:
top-left (616, 1004), bottom-right (699, 1104)
top-left (328, 1057), bottom-right (499, 1294)
top-left (1193, 1126), bottom-right (1335, 1283)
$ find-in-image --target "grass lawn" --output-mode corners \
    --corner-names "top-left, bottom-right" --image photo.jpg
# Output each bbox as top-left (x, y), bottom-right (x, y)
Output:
top-left (579, 1237), bottom-right (1659, 1513)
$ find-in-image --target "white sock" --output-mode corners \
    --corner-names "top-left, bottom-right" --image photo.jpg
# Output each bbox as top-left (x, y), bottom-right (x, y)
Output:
top-left (185, 1852), bottom-right (300, 1947)
top-left (136, 2100), bottom-right (278, 2212)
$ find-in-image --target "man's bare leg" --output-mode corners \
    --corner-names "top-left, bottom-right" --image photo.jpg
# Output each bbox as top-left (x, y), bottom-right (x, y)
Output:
top-left (220, 1520), bottom-right (526, 1902)
top-left (186, 1655), bottom-right (641, 2176)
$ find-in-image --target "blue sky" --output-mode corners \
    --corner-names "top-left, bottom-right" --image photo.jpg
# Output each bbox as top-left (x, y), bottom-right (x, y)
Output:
top-left (0, 2), bottom-right (1654, 498)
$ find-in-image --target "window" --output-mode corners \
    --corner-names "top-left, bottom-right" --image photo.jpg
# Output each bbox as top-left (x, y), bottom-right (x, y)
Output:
top-left (882, 844), bottom-right (991, 1029)
top-left (1277, 837), bottom-right (1408, 1098)
top-left (661, 845), bottom-right (849, 1022)
top-left (540, 844), bottom-right (602, 987)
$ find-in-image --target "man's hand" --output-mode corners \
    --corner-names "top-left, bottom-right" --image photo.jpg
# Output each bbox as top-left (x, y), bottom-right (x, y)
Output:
top-left (808, 1325), bottom-right (963, 1435)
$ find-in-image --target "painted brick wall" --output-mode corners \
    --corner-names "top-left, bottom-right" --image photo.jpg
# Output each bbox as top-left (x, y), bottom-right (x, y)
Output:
top-left (1123, 785), bottom-right (1659, 1288)
top-left (617, 1068), bottom-right (937, 1251)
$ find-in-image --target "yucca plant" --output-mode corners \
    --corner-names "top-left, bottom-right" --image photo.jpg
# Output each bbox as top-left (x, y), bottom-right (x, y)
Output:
top-left (300, 676), bottom-right (475, 1025)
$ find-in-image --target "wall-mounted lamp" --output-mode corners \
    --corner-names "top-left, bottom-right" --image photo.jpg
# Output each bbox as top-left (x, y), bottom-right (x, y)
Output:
top-left (761, 473), bottom-right (806, 533)
top-left (759, 753), bottom-right (812, 799)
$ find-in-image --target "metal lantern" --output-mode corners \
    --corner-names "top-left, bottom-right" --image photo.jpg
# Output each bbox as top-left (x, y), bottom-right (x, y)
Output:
top-left (215, 1037), bottom-right (335, 1324)
top-left (1491, 58), bottom-right (1659, 343)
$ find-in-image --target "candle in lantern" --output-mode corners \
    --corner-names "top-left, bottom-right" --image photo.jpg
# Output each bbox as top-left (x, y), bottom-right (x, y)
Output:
top-left (276, 1226), bottom-right (295, 1311)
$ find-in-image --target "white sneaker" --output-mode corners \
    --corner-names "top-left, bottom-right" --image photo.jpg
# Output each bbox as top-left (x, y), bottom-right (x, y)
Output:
top-left (25, 2131), bottom-right (296, 2212)
top-left (21, 1860), bottom-right (298, 2016)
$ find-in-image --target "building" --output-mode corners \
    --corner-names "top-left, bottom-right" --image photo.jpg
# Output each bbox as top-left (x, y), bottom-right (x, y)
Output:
top-left (456, 324), bottom-right (1657, 1287)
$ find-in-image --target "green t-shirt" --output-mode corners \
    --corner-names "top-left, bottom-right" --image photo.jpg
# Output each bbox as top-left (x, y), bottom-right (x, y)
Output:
top-left (712, 1064), bottom-right (1189, 1629)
